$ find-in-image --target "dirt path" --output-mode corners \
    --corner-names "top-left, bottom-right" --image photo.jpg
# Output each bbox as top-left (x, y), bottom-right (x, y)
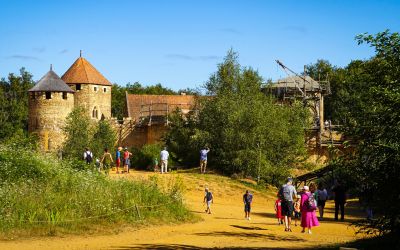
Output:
top-left (0, 171), bottom-right (364, 249)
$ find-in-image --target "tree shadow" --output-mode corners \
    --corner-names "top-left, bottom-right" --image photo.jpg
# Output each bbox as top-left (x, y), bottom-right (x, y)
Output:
top-left (193, 231), bottom-right (302, 242)
top-left (108, 244), bottom-right (313, 250)
top-left (230, 224), bottom-right (268, 230)
top-left (251, 212), bottom-right (277, 219)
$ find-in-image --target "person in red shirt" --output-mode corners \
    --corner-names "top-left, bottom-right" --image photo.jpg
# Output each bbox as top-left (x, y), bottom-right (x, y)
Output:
top-left (274, 193), bottom-right (283, 225)
top-left (123, 147), bottom-right (132, 174)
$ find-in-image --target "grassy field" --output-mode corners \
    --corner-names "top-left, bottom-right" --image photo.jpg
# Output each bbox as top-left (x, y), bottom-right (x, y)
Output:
top-left (0, 144), bottom-right (194, 238)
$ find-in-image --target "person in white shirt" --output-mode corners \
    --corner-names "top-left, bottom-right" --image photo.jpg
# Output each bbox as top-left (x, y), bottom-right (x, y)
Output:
top-left (83, 148), bottom-right (93, 164)
top-left (160, 147), bottom-right (169, 174)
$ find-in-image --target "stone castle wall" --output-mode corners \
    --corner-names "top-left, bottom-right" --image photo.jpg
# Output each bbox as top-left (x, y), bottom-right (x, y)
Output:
top-left (68, 84), bottom-right (111, 119)
top-left (28, 92), bottom-right (74, 151)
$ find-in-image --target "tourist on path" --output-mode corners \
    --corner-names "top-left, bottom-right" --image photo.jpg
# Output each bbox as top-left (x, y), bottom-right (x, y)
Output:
top-left (294, 195), bottom-right (301, 226)
top-left (332, 180), bottom-right (346, 221)
top-left (243, 190), bottom-right (253, 220)
top-left (317, 184), bottom-right (328, 219)
top-left (83, 148), bottom-right (93, 164)
top-left (274, 194), bottom-right (283, 225)
top-left (160, 147), bottom-right (169, 174)
top-left (115, 146), bottom-right (122, 174)
top-left (200, 147), bottom-right (210, 173)
top-left (123, 147), bottom-right (132, 174)
top-left (204, 187), bottom-right (213, 214)
top-left (100, 148), bottom-right (113, 175)
top-left (300, 186), bottom-right (319, 234)
top-left (279, 177), bottom-right (297, 232)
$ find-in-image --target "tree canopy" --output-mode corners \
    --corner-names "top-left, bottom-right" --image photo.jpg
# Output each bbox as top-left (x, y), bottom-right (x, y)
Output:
top-left (166, 50), bottom-right (310, 185)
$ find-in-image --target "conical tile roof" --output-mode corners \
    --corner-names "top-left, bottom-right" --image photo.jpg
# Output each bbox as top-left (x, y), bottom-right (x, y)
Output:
top-left (61, 56), bottom-right (111, 86)
top-left (29, 69), bottom-right (74, 93)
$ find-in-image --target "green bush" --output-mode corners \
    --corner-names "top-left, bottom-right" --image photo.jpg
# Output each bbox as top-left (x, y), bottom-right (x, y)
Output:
top-left (0, 144), bottom-right (192, 236)
top-left (131, 144), bottom-right (175, 170)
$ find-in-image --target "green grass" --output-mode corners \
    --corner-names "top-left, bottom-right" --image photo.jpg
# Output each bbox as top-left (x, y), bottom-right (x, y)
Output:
top-left (0, 144), bottom-right (194, 238)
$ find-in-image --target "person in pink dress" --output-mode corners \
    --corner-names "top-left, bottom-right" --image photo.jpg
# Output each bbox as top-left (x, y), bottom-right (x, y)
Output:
top-left (300, 186), bottom-right (319, 234)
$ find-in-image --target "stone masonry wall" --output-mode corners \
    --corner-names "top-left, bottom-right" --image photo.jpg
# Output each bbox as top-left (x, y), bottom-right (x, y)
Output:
top-left (28, 92), bottom-right (74, 151)
top-left (68, 84), bottom-right (111, 119)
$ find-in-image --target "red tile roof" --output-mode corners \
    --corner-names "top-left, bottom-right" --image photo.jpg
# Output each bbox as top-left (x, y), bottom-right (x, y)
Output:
top-left (61, 56), bottom-right (111, 86)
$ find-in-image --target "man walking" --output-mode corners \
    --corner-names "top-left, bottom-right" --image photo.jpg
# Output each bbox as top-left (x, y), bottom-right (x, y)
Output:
top-left (200, 147), bottom-right (210, 173)
top-left (332, 180), bottom-right (346, 221)
top-left (279, 177), bottom-right (297, 232)
top-left (160, 147), bottom-right (169, 174)
top-left (243, 190), bottom-right (253, 220)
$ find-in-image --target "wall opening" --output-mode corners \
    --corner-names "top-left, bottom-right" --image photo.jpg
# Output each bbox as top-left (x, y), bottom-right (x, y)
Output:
top-left (92, 107), bottom-right (98, 119)
top-left (76, 84), bottom-right (81, 90)
top-left (62, 92), bottom-right (67, 99)
top-left (45, 92), bottom-right (52, 99)
top-left (103, 87), bottom-right (107, 93)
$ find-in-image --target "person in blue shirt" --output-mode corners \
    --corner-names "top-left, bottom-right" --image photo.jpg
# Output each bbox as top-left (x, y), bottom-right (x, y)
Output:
top-left (243, 190), bottom-right (253, 220)
top-left (200, 147), bottom-right (210, 174)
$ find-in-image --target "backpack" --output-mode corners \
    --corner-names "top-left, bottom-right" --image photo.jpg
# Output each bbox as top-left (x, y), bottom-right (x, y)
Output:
top-left (206, 192), bottom-right (213, 201)
top-left (85, 152), bottom-right (93, 163)
top-left (306, 193), bottom-right (317, 211)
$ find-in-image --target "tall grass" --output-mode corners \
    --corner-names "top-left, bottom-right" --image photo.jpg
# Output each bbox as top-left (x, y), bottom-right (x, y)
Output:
top-left (0, 144), bottom-right (193, 237)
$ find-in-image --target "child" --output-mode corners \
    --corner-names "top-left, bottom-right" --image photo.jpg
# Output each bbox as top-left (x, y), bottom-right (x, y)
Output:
top-left (95, 158), bottom-right (101, 172)
top-left (274, 194), bottom-right (283, 225)
top-left (294, 195), bottom-right (301, 226)
top-left (203, 187), bottom-right (213, 214)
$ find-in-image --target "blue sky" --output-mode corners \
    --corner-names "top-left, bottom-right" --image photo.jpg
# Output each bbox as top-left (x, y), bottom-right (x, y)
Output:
top-left (1, 0), bottom-right (399, 90)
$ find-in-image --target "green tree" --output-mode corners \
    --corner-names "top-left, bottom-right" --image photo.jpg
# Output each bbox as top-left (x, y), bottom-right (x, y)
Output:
top-left (335, 30), bottom-right (400, 236)
top-left (0, 68), bottom-right (34, 139)
top-left (62, 106), bottom-right (92, 159)
top-left (91, 120), bottom-right (117, 159)
top-left (166, 50), bottom-right (309, 184)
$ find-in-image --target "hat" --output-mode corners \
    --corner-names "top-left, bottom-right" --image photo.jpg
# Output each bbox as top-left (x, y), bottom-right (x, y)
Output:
top-left (124, 147), bottom-right (128, 150)
top-left (303, 186), bottom-right (309, 191)
top-left (287, 177), bottom-right (293, 182)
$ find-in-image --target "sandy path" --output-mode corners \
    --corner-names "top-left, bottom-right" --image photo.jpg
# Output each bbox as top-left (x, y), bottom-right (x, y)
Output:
top-left (0, 171), bottom-right (363, 249)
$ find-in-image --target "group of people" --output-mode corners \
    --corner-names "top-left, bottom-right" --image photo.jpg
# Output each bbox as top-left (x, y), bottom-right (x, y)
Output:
top-left (82, 146), bottom-right (211, 175)
top-left (274, 178), bottom-right (347, 234)
top-left (83, 147), bottom-right (132, 174)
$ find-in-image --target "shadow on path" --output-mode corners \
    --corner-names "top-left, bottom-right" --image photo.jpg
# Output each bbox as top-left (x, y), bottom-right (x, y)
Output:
top-left (109, 244), bottom-right (305, 249)
top-left (193, 231), bottom-right (302, 241)
top-left (230, 224), bottom-right (268, 230)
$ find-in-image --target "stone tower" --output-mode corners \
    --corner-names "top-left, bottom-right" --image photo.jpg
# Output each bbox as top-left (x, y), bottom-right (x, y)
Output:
top-left (28, 66), bottom-right (75, 151)
top-left (61, 52), bottom-right (112, 120)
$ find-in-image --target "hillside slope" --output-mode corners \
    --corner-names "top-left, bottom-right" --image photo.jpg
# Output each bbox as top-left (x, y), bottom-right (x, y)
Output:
top-left (0, 170), bottom-right (365, 249)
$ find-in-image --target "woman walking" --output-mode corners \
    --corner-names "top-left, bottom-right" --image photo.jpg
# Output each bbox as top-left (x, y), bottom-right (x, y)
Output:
top-left (300, 186), bottom-right (319, 234)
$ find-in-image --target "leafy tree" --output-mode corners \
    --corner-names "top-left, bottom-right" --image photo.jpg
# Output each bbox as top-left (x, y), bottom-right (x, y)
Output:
top-left (0, 68), bottom-right (34, 139)
top-left (333, 30), bottom-right (400, 237)
top-left (111, 84), bottom-right (127, 120)
top-left (166, 50), bottom-right (309, 184)
top-left (62, 106), bottom-right (92, 159)
top-left (91, 120), bottom-right (117, 159)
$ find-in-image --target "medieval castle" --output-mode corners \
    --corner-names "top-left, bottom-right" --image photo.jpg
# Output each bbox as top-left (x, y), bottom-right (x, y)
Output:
top-left (28, 53), bottom-right (195, 151)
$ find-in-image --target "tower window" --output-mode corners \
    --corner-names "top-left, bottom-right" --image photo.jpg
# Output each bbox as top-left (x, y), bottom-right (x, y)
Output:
top-left (30, 93), bottom-right (36, 100)
top-left (92, 107), bottom-right (98, 119)
top-left (94, 86), bottom-right (98, 92)
top-left (62, 92), bottom-right (67, 99)
top-left (103, 87), bottom-right (107, 93)
top-left (76, 84), bottom-right (81, 90)
top-left (45, 92), bottom-right (52, 99)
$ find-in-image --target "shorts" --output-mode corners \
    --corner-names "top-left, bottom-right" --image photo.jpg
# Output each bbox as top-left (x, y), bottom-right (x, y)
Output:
top-left (294, 211), bottom-right (301, 219)
top-left (281, 200), bottom-right (293, 217)
top-left (207, 200), bottom-right (212, 207)
top-left (124, 158), bottom-right (130, 166)
top-left (116, 159), bottom-right (121, 167)
top-left (244, 203), bottom-right (251, 212)
top-left (318, 200), bottom-right (326, 208)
